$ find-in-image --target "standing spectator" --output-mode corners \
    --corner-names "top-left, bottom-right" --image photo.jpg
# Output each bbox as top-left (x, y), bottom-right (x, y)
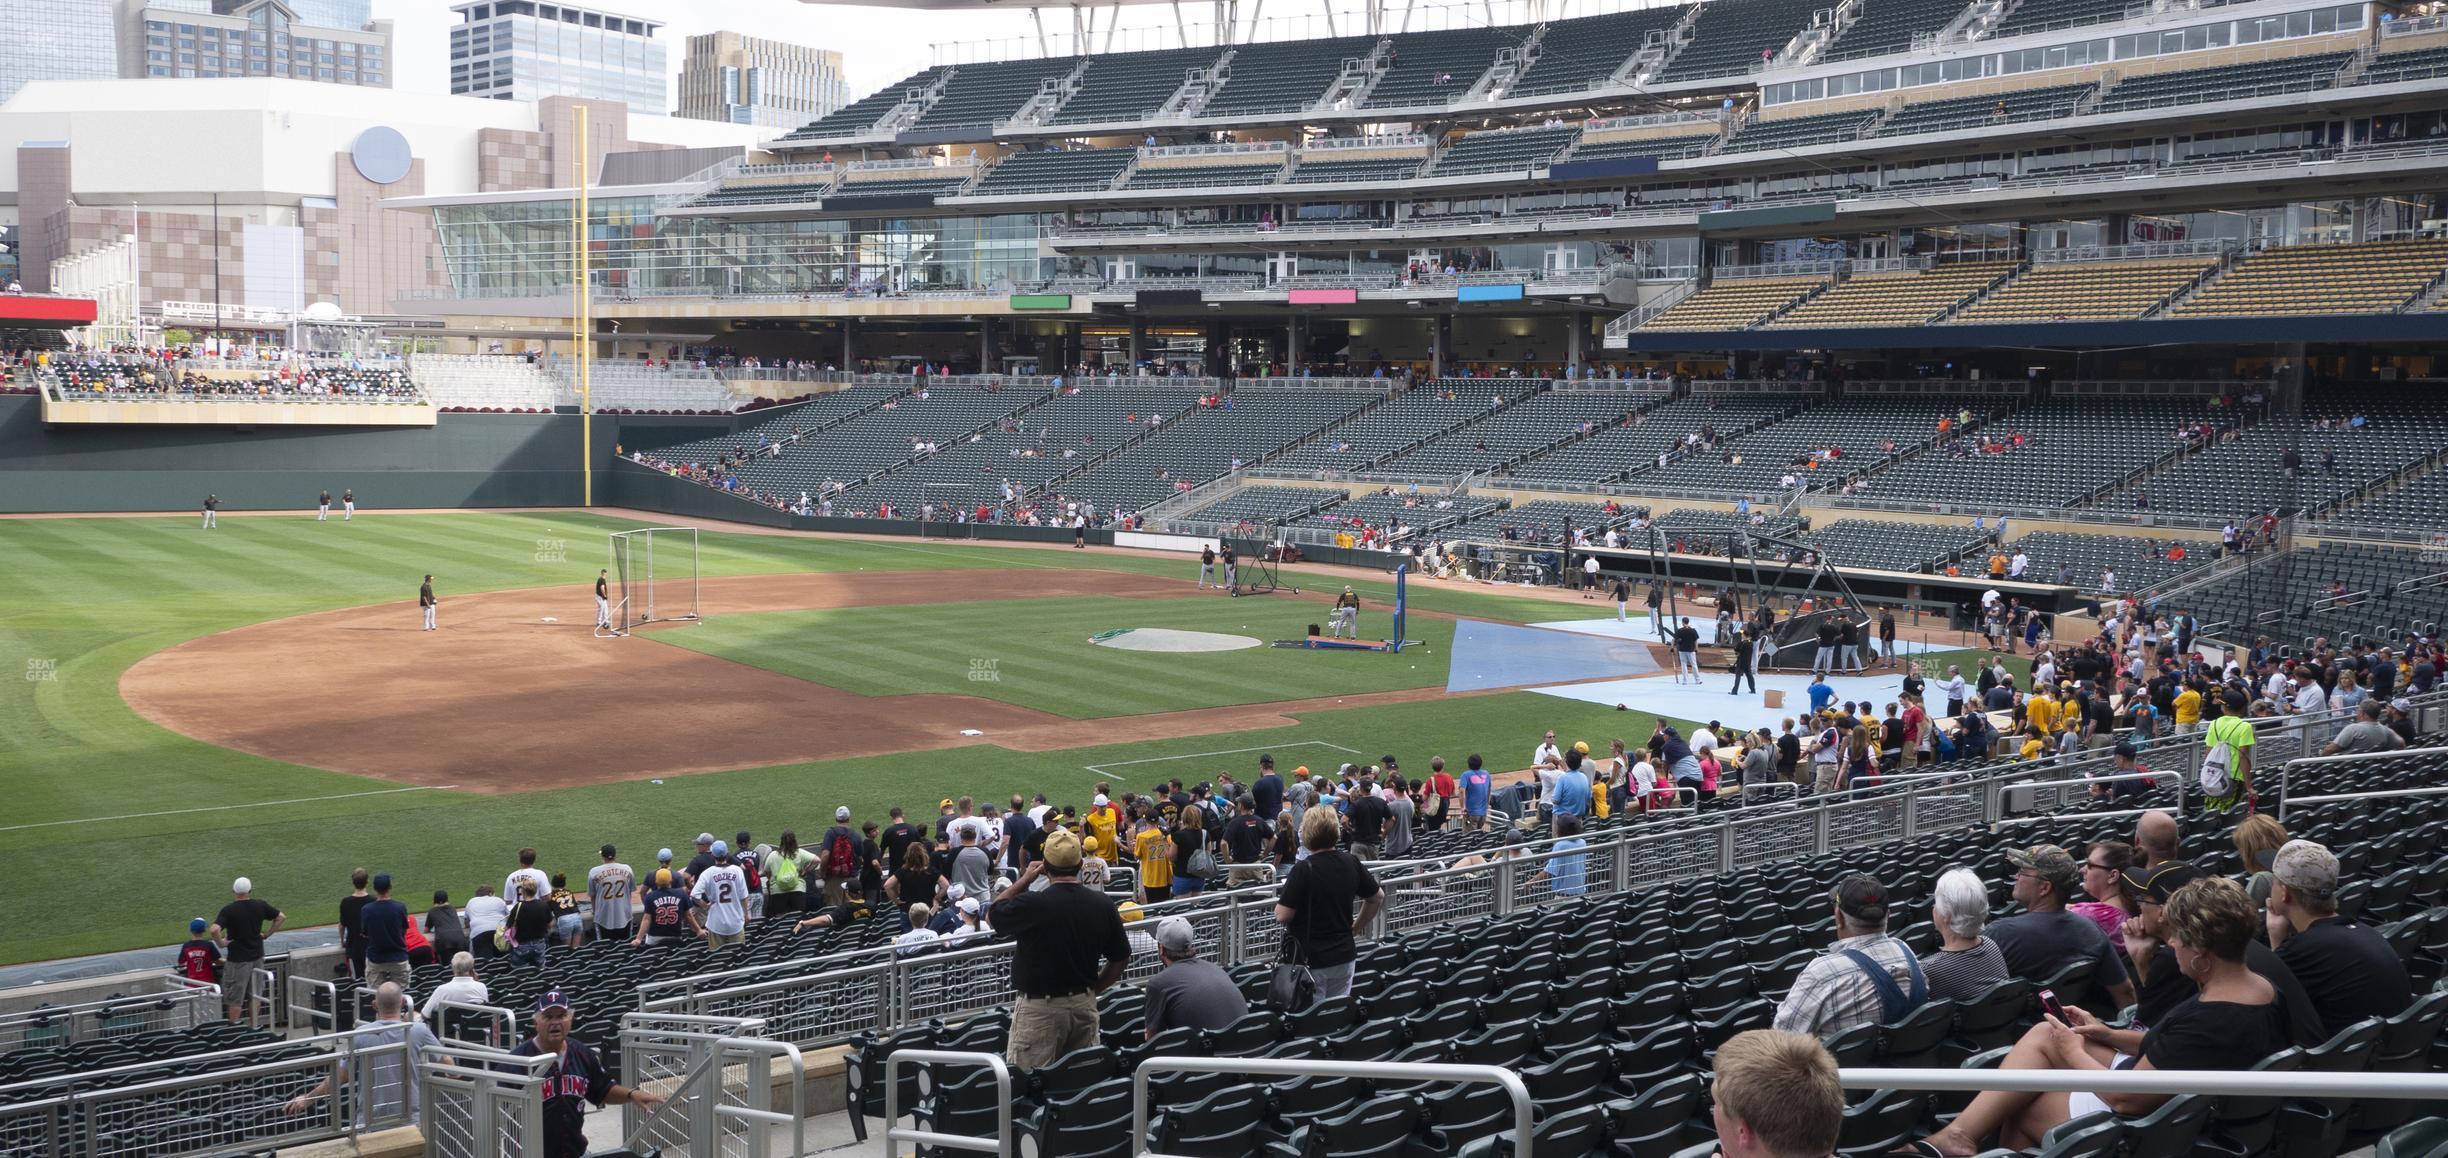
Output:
top-left (683, 833), bottom-right (719, 884)
top-left (510, 991), bottom-right (664, 1158)
top-left (1142, 917), bottom-right (1248, 1039)
top-left (425, 890), bottom-right (470, 963)
top-left (1773, 872), bottom-right (1925, 1038)
top-left (1132, 813), bottom-right (1176, 902)
top-left (879, 807), bottom-right (925, 874)
top-left (692, 840), bottom-right (749, 948)
top-left (990, 830), bottom-right (1132, 1067)
top-left (587, 846), bottom-right (635, 944)
top-left (1001, 798), bottom-right (1038, 873)
top-left (1422, 756), bottom-right (1456, 830)
top-left (1533, 814), bottom-right (1591, 896)
top-left (217, 877), bottom-right (284, 1022)
top-left (546, 874), bottom-right (584, 948)
top-left (506, 882), bottom-right (552, 968)
top-left (175, 918), bottom-right (223, 986)
top-left (1223, 797), bottom-right (1269, 884)
top-left (340, 869), bottom-right (371, 981)
top-left (1710, 1031), bottom-right (1843, 1158)
top-left (1343, 774), bottom-right (1391, 860)
top-left (463, 886), bottom-right (509, 961)
top-left (1549, 750), bottom-right (1593, 826)
top-left (634, 869), bottom-right (697, 947)
top-left (284, 984), bottom-right (440, 1128)
top-left (361, 873), bottom-right (412, 988)
top-left (1172, 805), bottom-right (1212, 896)
top-left (504, 849), bottom-right (550, 908)
top-left (1275, 805), bottom-right (1386, 1000)
top-left (1460, 754), bottom-right (1492, 830)
top-left (1923, 867), bottom-right (2010, 1002)
top-left (950, 825), bottom-right (996, 899)
top-left (730, 831), bottom-right (765, 920)
top-left (885, 842), bottom-right (946, 918)
top-left (1381, 778), bottom-right (1415, 859)
top-left (1252, 756), bottom-right (1285, 822)
top-left (762, 832), bottom-right (814, 917)
top-left (2266, 839), bottom-right (2414, 1038)
top-left (817, 807), bottom-right (860, 906)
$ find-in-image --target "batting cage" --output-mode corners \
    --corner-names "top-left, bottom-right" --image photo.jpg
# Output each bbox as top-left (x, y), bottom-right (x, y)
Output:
top-left (604, 526), bottom-right (701, 636)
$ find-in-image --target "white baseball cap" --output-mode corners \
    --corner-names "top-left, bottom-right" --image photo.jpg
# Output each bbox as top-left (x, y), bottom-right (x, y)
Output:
top-left (835, 806), bottom-right (851, 821)
top-left (1092, 793), bottom-right (1109, 806)
top-left (232, 876), bottom-right (252, 894)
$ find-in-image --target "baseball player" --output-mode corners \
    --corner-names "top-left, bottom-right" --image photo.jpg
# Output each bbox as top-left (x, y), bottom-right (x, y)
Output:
top-left (419, 574), bottom-right (438, 631)
top-left (1331, 587), bottom-right (1361, 639)
top-left (317, 490), bottom-right (331, 521)
top-left (342, 488), bottom-right (355, 520)
top-left (1220, 543), bottom-right (1237, 592)
top-left (594, 569), bottom-right (612, 630)
top-left (201, 494), bottom-right (220, 530)
top-left (1199, 544), bottom-right (1217, 588)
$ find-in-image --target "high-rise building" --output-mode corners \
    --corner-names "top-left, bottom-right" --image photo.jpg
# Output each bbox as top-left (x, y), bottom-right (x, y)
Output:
top-left (675, 31), bottom-right (848, 131)
top-left (117, 0), bottom-right (391, 86)
top-left (449, 1), bottom-right (665, 115)
top-left (0, 0), bottom-right (120, 106)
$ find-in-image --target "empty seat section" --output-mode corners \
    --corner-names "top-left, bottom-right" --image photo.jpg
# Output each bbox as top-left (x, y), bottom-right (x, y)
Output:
top-left (1806, 519), bottom-right (1993, 571)
top-left (1366, 26), bottom-right (1514, 108)
top-left (1053, 47), bottom-right (1222, 123)
top-left (1824, 0), bottom-right (1979, 60)
top-left (2106, 391), bottom-right (2448, 519)
top-left (2359, 43), bottom-right (2448, 86)
top-left (667, 386), bottom-right (1042, 505)
top-left (2173, 541), bottom-right (2440, 644)
top-left (2007, 530), bottom-right (2213, 590)
top-left (1178, 484), bottom-right (1345, 527)
top-left (1299, 491), bottom-right (1503, 540)
top-left (1653, 0), bottom-right (1826, 82)
top-left (1506, 394), bottom-right (1799, 484)
top-left (1954, 258), bottom-right (2214, 323)
top-left (1201, 36), bottom-right (1380, 117)
top-left (2172, 239), bottom-right (2448, 317)
top-left (1630, 396), bottom-right (1936, 495)
top-left (1720, 108), bottom-right (1877, 153)
top-left (821, 174), bottom-right (972, 205)
top-left (1123, 161), bottom-right (1287, 190)
top-left (849, 387), bottom-right (1208, 514)
top-left (1993, 0), bottom-right (2139, 39)
top-left (1271, 380), bottom-right (1544, 474)
top-left (972, 149), bottom-right (1135, 196)
top-left (1428, 124), bottom-right (1580, 175)
top-left (1875, 81), bottom-right (2094, 137)
top-left (1766, 262), bottom-right (2012, 328)
top-left (693, 174), bottom-right (838, 208)
top-left (1042, 388), bottom-right (1380, 512)
top-left (1371, 390), bottom-right (1654, 477)
top-left (2330, 462), bottom-right (2448, 532)
top-left (907, 57), bottom-right (1080, 133)
top-left (2096, 51), bottom-right (2349, 112)
top-left (1866, 397), bottom-right (2203, 508)
top-left (1508, 7), bottom-right (1687, 95)
top-left (1450, 499), bottom-right (1635, 544)
top-left (1568, 132), bottom-right (1717, 162)
top-left (1639, 276), bottom-right (1827, 330)
top-left (1285, 156), bottom-right (1422, 183)
top-left (779, 66), bottom-right (948, 141)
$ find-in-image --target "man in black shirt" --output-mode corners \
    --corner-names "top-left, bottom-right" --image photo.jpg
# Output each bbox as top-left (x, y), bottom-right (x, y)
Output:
top-left (513, 990), bottom-right (662, 1158)
top-left (1877, 609), bottom-right (1898, 669)
top-left (1223, 796), bottom-right (1269, 883)
top-left (217, 876), bottom-right (284, 1022)
top-left (1814, 619), bottom-right (1840, 676)
top-left (361, 873), bottom-right (412, 988)
top-left (1838, 618), bottom-right (1863, 674)
top-left (339, 869), bottom-right (371, 981)
top-left (1344, 779), bottom-right (1391, 860)
top-left (1252, 755), bottom-right (1284, 821)
top-left (594, 570), bottom-right (612, 631)
top-left (990, 829), bottom-right (1130, 1067)
top-left (879, 807), bottom-right (924, 873)
top-left (1673, 618), bottom-right (1702, 685)
top-left (2268, 840), bottom-right (2414, 1038)
top-left (1730, 629), bottom-right (1757, 696)
top-left (317, 489), bottom-right (331, 521)
top-left (419, 573), bottom-right (437, 631)
top-left (2122, 862), bottom-right (2324, 1047)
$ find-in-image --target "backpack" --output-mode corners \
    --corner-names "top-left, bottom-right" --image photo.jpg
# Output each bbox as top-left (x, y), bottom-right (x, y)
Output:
top-left (824, 831), bottom-right (858, 879)
top-left (768, 850), bottom-right (803, 894)
top-left (733, 852), bottom-right (762, 894)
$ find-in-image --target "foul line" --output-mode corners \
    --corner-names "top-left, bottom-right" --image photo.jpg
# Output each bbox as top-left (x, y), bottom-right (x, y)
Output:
top-left (1085, 741), bottom-right (1360, 776)
top-left (0, 785), bottom-right (459, 832)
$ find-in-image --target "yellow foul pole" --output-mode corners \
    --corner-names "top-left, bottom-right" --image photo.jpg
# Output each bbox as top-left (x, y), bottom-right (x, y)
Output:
top-left (575, 104), bottom-right (593, 506)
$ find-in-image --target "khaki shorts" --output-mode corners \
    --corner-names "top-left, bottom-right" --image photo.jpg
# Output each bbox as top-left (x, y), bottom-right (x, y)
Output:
top-left (1008, 992), bottom-right (1099, 1069)
top-left (224, 959), bottom-right (263, 1009)
top-left (703, 930), bottom-right (745, 949)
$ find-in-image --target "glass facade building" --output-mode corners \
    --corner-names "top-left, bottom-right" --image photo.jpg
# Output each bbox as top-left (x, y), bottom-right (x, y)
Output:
top-left (450, 0), bottom-right (666, 115)
top-left (676, 31), bottom-right (849, 131)
top-left (1, 0), bottom-right (119, 105)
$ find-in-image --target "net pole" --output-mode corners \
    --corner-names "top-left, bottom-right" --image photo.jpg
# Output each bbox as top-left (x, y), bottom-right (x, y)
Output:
top-left (646, 531), bottom-right (656, 624)
top-left (690, 527), bottom-right (700, 620)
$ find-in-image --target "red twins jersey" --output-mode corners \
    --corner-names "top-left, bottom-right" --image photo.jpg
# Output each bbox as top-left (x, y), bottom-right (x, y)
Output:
top-left (177, 939), bottom-right (222, 983)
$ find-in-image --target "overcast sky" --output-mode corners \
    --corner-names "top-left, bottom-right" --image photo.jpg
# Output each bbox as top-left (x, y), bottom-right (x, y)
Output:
top-left (370, 0), bottom-right (1556, 116)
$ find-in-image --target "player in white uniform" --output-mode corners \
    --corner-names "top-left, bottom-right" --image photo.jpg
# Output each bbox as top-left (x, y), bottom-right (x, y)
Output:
top-left (342, 488), bottom-right (355, 520)
top-left (595, 570), bottom-right (612, 630)
top-left (201, 494), bottom-right (220, 529)
top-left (317, 490), bottom-right (331, 521)
top-left (420, 574), bottom-right (438, 631)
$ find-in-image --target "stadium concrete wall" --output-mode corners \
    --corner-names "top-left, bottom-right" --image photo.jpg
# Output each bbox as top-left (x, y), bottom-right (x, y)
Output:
top-left (0, 395), bottom-right (741, 513)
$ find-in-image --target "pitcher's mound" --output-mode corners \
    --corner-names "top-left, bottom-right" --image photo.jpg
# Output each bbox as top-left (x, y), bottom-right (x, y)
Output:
top-left (1092, 628), bottom-right (1262, 653)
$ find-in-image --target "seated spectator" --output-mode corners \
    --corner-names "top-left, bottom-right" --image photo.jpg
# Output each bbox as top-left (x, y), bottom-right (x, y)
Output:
top-left (1985, 845), bottom-right (2136, 1010)
top-left (1772, 872), bottom-right (1924, 1038)
top-left (1710, 1029), bottom-right (1843, 1158)
top-left (1923, 867), bottom-right (2010, 1002)
top-left (1915, 877), bottom-right (2287, 1156)
top-left (2119, 863), bottom-right (2322, 1046)
top-left (424, 951), bottom-right (488, 1030)
top-left (2267, 839), bottom-right (2414, 1039)
top-left (1532, 814), bottom-right (1589, 896)
top-left (2232, 813), bottom-right (2287, 908)
top-left (2068, 841), bottom-right (2138, 954)
top-left (1142, 917), bottom-right (1248, 1039)
top-left (2321, 700), bottom-right (2406, 755)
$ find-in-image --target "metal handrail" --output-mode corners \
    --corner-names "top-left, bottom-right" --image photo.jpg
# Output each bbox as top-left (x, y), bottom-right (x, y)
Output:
top-left (1133, 1058), bottom-right (1532, 1158)
top-left (1848, 1067), bottom-right (2448, 1097)
top-left (886, 1050), bottom-right (1012, 1156)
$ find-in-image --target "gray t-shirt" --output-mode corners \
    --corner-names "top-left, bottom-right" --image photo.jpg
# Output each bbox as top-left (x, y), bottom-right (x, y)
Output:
top-left (1382, 796), bottom-right (1415, 858)
top-left (350, 1018), bottom-right (441, 1127)
top-left (1143, 958), bottom-right (1250, 1036)
top-left (587, 862), bottom-right (634, 931)
top-left (952, 846), bottom-right (996, 897)
top-left (2330, 720), bottom-right (2405, 755)
top-left (1921, 936), bottom-right (2012, 1003)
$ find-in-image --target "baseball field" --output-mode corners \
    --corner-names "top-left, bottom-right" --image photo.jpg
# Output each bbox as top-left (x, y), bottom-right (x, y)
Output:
top-left (0, 509), bottom-right (1712, 965)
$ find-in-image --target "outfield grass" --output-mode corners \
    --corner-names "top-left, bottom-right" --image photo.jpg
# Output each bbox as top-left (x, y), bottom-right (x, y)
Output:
top-left (660, 595), bottom-right (1457, 717)
top-left (0, 512), bottom-right (1655, 964)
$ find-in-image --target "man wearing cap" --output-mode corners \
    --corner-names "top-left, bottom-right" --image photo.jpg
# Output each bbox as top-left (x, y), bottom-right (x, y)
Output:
top-left (2120, 861), bottom-right (2323, 1045)
top-left (2266, 839), bottom-right (2412, 1038)
top-left (1772, 872), bottom-right (1927, 1038)
top-left (633, 869), bottom-right (698, 947)
top-left (684, 833), bottom-right (719, 885)
top-left (361, 873), bottom-right (412, 988)
top-left (1986, 845), bottom-right (2135, 1011)
top-left (216, 878), bottom-right (284, 1022)
top-left (587, 845), bottom-right (636, 945)
top-left (990, 828), bottom-right (1131, 1067)
top-left (2322, 699), bottom-right (2406, 756)
top-left (1142, 916), bottom-right (1247, 1040)
top-left (512, 990), bottom-right (663, 1158)
top-left (285, 983), bottom-right (441, 1127)
top-left (817, 808), bottom-right (860, 907)
top-left (692, 841), bottom-right (749, 948)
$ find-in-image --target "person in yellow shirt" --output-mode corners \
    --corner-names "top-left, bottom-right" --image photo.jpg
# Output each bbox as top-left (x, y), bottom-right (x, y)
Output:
top-left (2018, 727), bottom-right (2049, 763)
top-left (1988, 552), bottom-right (2008, 579)
top-left (2025, 687), bottom-right (2060, 736)
top-left (1133, 822), bottom-right (1174, 903)
top-left (1086, 793), bottom-right (1120, 859)
top-left (2172, 684), bottom-right (2203, 730)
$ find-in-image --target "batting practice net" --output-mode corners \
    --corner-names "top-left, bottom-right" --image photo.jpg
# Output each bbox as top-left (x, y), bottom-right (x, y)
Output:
top-left (605, 526), bottom-right (701, 636)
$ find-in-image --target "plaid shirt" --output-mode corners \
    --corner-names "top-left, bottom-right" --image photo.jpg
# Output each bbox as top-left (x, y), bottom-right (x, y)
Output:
top-left (1772, 932), bottom-right (1923, 1039)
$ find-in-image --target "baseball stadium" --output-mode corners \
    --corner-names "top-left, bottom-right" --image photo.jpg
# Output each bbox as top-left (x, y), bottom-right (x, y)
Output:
top-left (8, 0), bottom-right (2448, 1150)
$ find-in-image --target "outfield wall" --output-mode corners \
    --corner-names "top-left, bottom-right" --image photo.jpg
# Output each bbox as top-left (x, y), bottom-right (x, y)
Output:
top-left (0, 396), bottom-right (740, 513)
